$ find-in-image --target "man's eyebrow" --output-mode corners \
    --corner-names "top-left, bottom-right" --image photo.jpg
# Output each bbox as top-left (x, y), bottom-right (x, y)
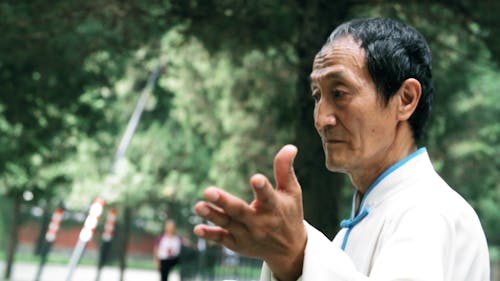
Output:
top-left (310, 70), bottom-right (345, 83)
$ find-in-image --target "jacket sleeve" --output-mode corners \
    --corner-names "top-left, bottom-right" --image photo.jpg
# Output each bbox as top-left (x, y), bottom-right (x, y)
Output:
top-left (259, 221), bottom-right (363, 281)
top-left (300, 222), bottom-right (367, 280)
top-left (261, 209), bottom-right (458, 281)
top-left (304, 209), bottom-right (457, 281)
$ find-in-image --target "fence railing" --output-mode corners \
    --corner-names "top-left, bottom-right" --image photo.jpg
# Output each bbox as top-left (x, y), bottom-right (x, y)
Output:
top-left (179, 245), bottom-right (263, 281)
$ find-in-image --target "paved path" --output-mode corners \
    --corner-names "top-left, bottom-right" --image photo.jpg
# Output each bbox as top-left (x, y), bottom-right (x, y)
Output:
top-left (0, 262), bottom-right (180, 281)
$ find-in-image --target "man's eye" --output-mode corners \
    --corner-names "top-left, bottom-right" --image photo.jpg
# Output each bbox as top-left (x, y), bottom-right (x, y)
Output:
top-left (332, 90), bottom-right (344, 98)
top-left (311, 91), bottom-right (320, 103)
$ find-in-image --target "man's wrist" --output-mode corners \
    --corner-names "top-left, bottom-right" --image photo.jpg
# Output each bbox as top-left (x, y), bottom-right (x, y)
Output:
top-left (267, 246), bottom-right (305, 281)
top-left (266, 225), bottom-right (307, 281)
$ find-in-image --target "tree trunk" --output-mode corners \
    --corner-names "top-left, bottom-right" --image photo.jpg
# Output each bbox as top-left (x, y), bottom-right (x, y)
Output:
top-left (292, 0), bottom-right (351, 238)
top-left (118, 205), bottom-right (132, 281)
top-left (293, 55), bottom-right (345, 238)
top-left (34, 200), bottom-right (52, 256)
top-left (4, 194), bottom-right (21, 280)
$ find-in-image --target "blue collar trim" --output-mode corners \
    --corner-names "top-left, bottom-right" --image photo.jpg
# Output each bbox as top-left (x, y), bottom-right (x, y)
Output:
top-left (358, 147), bottom-right (427, 212)
top-left (339, 147), bottom-right (427, 251)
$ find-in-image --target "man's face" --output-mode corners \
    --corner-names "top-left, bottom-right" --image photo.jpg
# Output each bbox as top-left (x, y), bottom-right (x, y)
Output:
top-left (310, 36), bottom-right (398, 176)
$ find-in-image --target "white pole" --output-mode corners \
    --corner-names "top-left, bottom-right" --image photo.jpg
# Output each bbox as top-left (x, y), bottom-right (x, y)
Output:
top-left (65, 63), bottom-right (164, 281)
top-left (109, 64), bottom-right (164, 174)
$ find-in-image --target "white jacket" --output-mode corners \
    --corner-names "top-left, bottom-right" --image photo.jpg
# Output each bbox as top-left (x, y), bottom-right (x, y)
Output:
top-left (261, 148), bottom-right (490, 281)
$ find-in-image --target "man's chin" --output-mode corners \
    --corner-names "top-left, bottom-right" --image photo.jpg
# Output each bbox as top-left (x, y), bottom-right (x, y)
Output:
top-left (325, 160), bottom-right (348, 173)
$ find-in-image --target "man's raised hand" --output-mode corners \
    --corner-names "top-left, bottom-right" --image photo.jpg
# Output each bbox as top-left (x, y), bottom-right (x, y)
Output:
top-left (193, 145), bottom-right (307, 281)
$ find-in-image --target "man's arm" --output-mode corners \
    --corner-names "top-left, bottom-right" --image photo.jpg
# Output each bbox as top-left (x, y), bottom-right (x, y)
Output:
top-left (193, 145), bottom-right (307, 281)
top-left (289, 209), bottom-right (458, 281)
top-left (193, 145), bottom-right (471, 281)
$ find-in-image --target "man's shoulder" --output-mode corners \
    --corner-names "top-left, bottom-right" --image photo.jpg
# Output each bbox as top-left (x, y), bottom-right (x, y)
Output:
top-left (386, 174), bottom-right (483, 235)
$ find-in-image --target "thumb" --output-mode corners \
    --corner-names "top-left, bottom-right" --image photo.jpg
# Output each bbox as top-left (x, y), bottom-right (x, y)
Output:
top-left (274, 144), bottom-right (300, 192)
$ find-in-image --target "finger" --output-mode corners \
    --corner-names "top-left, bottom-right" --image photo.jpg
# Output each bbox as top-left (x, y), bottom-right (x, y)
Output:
top-left (194, 201), bottom-right (232, 228)
top-left (193, 224), bottom-right (236, 248)
top-left (197, 192), bottom-right (255, 239)
top-left (194, 203), bottom-right (250, 245)
top-left (204, 187), bottom-right (252, 219)
top-left (274, 144), bottom-right (300, 192)
top-left (249, 174), bottom-right (277, 211)
top-left (193, 224), bottom-right (228, 240)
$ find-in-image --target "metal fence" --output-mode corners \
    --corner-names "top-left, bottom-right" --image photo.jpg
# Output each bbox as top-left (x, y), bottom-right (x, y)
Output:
top-left (179, 245), bottom-right (262, 281)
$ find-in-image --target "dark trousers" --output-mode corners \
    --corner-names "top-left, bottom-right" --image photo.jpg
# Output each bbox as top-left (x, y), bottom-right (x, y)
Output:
top-left (160, 257), bottom-right (180, 281)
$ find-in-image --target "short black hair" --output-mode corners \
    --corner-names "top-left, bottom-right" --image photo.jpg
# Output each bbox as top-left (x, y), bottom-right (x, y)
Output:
top-left (324, 17), bottom-right (433, 140)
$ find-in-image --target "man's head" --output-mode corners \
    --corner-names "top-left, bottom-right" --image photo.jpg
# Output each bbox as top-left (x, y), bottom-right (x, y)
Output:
top-left (310, 18), bottom-right (433, 187)
top-left (324, 18), bottom-right (433, 140)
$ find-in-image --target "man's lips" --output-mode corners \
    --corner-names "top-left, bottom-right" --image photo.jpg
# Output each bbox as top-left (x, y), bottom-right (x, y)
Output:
top-left (322, 138), bottom-right (345, 144)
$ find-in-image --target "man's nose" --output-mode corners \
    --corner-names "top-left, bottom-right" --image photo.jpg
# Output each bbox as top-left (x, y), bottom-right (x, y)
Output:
top-left (314, 99), bottom-right (336, 131)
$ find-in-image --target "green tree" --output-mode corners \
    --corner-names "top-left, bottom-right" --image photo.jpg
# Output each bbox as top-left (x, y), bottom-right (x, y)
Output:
top-left (0, 1), bottom-right (177, 277)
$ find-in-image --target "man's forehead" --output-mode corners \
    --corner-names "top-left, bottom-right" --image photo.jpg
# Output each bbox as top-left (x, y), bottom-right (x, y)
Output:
top-left (310, 38), bottom-right (366, 82)
top-left (310, 67), bottom-right (345, 82)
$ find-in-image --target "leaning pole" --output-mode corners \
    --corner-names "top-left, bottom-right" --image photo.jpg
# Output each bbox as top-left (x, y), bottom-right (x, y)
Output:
top-left (64, 63), bottom-right (165, 281)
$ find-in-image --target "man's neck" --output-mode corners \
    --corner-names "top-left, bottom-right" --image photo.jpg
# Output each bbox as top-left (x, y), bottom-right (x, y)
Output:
top-left (349, 127), bottom-right (417, 194)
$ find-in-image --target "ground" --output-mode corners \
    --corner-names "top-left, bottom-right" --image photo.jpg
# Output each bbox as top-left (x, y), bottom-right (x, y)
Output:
top-left (0, 262), bottom-right (179, 281)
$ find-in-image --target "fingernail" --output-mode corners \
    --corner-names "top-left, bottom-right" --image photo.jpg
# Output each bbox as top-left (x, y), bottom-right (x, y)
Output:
top-left (194, 226), bottom-right (205, 237)
top-left (255, 177), bottom-right (265, 189)
top-left (205, 187), bottom-right (220, 202)
top-left (198, 205), bottom-right (209, 216)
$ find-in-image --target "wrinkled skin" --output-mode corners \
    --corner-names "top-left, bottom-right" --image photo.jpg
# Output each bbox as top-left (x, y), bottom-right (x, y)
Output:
top-left (193, 145), bottom-right (306, 281)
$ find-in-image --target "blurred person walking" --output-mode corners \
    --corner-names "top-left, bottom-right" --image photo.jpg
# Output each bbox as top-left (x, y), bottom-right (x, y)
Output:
top-left (154, 220), bottom-right (182, 281)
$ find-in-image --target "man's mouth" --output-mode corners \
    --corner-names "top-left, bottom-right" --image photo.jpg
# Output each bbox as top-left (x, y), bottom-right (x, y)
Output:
top-left (323, 138), bottom-right (344, 144)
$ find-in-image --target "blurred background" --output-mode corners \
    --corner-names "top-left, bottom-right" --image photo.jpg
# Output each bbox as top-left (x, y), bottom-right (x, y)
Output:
top-left (0, 1), bottom-right (498, 281)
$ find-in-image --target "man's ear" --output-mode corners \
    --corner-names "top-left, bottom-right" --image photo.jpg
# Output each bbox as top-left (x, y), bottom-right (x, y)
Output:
top-left (396, 78), bottom-right (421, 121)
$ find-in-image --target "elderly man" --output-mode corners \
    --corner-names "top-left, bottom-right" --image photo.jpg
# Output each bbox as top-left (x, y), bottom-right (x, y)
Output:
top-left (193, 18), bottom-right (490, 281)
